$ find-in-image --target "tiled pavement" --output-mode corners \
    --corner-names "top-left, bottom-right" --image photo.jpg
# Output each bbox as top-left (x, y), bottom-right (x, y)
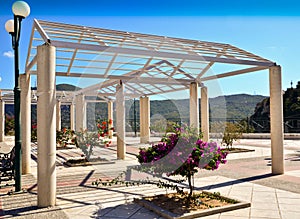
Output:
top-left (0, 137), bottom-right (300, 218)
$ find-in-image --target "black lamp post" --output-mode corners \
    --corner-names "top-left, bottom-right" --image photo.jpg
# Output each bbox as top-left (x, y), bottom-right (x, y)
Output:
top-left (5, 1), bottom-right (30, 192)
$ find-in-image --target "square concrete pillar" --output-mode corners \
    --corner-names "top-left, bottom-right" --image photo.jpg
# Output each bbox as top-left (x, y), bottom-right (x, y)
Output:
top-left (140, 96), bottom-right (150, 143)
top-left (201, 86), bottom-right (209, 142)
top-left (190, 82), bottom-right (199, 135)
top-left (20, 74), bottom-right (31, 174)
top-left (116, 83), bottom-right (125, 159)
top-left (37, 44), bottom-right (57, 207)
top-left (70, 103), bottom-right (75, 130)
top-left (108, 101), bottom-right (113, 139)
top-left (75, 94), bottom-right (86, 132)
top-left (0, 99), bottom-right (5, 142)
top-left (269, 65), bottom-right (284, 174)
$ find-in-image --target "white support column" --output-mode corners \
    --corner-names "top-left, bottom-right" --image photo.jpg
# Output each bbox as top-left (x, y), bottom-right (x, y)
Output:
top-left (116, 83), bottom-right (125, 159)
top-left (0, 99), bottom-right (5, 142)
top-left (37, 44), bottom-right (56, 207)
top-left (140, 96), bottom-right (150, 143)
top-left (190, 82), bottom-right (199, 135)
top-left (108, 101), bottom-right (113, 139)
top-left (70, 103), bottom-right (75, 130)
top-left (20, 74), bottom-right (31, 174)
top-left (75, 94), bottom-right (86, 132)
top-left (269, 65), bottom-right (284, 174)
top-left (56, 100), bottom-right (61, 131)
top-left (201, 86), bottom-right (209, 142)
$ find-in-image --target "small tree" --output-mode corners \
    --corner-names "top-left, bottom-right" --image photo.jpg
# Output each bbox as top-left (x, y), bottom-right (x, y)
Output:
top-left (221, 122), bottom-right (243, 150)
top-left (94, 125), bottom-right (227, 200)
top-left (75, 119), bottom-right (113, 159)
top-left (75, 129), bottom-right (100, 159)
top-left (137, 125), bottom-right (227, 197)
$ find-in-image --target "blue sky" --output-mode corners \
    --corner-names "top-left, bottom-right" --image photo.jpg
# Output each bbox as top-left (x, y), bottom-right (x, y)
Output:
top-left (1, 0), bottom-right (300, 98)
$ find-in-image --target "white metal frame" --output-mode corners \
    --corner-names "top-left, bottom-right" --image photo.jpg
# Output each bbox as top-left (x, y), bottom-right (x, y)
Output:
top-left (25, 19), bottom-right (276, 100)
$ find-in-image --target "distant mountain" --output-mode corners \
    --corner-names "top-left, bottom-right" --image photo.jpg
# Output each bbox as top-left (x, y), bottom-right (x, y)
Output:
top-left (5, 92), bottom-right (267, 130)
top-left (31, 84), bottom-right (81, 91)
top-left (126, 94), bottom-right (267, 122)
top-left (56, 84), bottom-right (81, 91)
top-left (210, 94), bottom-right (267, 120)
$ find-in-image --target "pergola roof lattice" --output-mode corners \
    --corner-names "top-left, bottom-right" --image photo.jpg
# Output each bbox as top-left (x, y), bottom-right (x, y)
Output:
top-left (25, 19), bottom-right (276, 99)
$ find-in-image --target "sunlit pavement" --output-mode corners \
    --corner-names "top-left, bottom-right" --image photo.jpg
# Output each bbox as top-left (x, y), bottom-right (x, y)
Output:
top-left (0, 136), bottom-right (300, 218)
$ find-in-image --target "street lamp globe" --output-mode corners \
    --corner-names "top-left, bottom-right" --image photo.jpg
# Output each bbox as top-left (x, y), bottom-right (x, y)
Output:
top-left (12, 1), bottom-right (30, 18)
top-left (5, 19), bottom-right (14, 33)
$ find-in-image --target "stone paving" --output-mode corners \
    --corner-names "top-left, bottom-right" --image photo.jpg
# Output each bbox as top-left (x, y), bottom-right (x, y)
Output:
top-left (0, 136), bottom-right (300, 218)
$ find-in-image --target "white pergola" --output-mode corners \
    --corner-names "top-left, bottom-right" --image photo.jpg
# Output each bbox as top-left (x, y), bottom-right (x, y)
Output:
top-left (16, 19), bottom-right (284, 207)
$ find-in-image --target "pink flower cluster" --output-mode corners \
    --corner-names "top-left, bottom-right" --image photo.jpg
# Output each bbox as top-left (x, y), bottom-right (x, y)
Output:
top-left (137, 127), bottom-right (227, 177)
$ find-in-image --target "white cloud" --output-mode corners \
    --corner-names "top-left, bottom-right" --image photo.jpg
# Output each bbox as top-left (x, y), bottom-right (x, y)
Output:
top-left (3, 51), bottom-right (14, 58)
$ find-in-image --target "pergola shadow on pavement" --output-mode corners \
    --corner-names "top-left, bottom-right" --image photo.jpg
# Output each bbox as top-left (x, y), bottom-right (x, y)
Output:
top-left (4, 19), bottom-right (285, 207)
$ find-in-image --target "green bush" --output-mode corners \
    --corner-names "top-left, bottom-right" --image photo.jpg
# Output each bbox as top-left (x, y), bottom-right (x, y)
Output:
top-left (221, 122), bottom-right (243, 149)
top-left (5, 114), bottom-right (15, 136)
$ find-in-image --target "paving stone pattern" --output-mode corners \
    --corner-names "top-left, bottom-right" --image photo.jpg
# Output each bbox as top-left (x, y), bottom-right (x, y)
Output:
top-left (0, 138), bottom-right (300, 218)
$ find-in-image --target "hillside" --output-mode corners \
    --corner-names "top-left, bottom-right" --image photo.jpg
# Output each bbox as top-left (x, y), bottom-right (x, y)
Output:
top-left (125, 94), bottom-right (266, 123)
top-left (5, 93), bottom-right (266, 130)
top-left (31, 84), bottom-right (81, 91)
top-left (251, 81), bottom-right (300, 132)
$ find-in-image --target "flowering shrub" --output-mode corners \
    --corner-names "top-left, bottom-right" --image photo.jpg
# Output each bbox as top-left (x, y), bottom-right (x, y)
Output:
top-left (137, 125), bottom-right (227, 196)
top-left (75, 119), bottom-right (114, 159)
top-left (96, 119), bottom-right (114, 145)
top-left (56, 128), bottom-right (75, 147)
top-left (31, 123), bottom-right (37, 142)
top-left (75, 130), bottom-right (100, 159)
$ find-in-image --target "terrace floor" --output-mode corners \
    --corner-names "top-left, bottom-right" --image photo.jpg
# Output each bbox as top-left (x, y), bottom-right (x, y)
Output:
top-left (0, 136), bottom-right (300, 219)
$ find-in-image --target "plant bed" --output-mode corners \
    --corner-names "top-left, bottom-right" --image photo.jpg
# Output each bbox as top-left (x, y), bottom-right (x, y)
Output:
top-left (222, 147), bottom-right (255, 154)
top-left (64, 157), bottom-right (115, 167)
top-left (134, 191), bottom-right (250, 219)
top-left (56, 144), bottom-right (77, 150)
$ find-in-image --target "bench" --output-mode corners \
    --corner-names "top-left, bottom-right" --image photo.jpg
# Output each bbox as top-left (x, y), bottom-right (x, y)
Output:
top-left (0, 146), bottom-right (15, 184)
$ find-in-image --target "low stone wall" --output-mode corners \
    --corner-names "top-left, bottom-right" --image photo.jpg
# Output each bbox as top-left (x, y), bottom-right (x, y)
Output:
top-left (210, 133), bottom-right (300, 140)
top-left (126, 132), bottom-right (300, 140)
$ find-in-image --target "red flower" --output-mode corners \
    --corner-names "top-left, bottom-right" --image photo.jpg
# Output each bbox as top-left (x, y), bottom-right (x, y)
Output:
top-left (108, 119), bottom-right (113, 125)
top-left (102, 121), bottom-right (107, 125)
top-left (97, 124), bottom-right (101, 128)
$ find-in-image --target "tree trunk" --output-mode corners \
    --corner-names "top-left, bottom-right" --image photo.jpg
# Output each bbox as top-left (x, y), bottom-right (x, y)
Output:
top-left (187, 173), bottom-right (193, 198)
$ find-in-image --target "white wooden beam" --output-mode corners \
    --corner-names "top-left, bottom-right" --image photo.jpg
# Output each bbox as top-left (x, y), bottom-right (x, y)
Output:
top-left (201, 66), bottom-right (269, 81)
top-left (51, 40), bottom-right (275, 67)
